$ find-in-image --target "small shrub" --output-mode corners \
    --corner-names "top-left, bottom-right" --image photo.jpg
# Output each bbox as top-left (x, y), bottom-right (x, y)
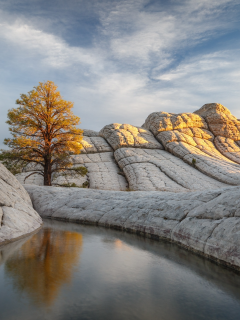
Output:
top-left (59, 183), bottom-right (79, 188)
top-left (82, 181), bottom-right (89, 188)
top-left (192, 158), bottom-right (196, 167)
top-left (125, 187), bottom-right (134, 192)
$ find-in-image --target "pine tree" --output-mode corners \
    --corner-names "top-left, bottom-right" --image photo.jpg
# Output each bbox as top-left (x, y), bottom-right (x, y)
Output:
top-left (0, 81), bottom-right (86, 186)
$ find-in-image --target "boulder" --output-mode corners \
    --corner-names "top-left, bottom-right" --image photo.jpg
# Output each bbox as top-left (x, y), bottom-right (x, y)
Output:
top-left (0, 163), bottom-right (42, 245)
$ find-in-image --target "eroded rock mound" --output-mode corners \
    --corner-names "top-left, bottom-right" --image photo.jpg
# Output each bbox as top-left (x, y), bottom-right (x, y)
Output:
top-left (194, 103), bottom-right (240, 140)
top-left (16, 102), bottom-right (240, 192)
top-left (99, 123), bottom-right (162, 150)
top-left (0, 163), bottom-right (42, 245)
top-left (142, 112), bottom-right (208, 136)
top-left (141, 105), bottom-right (240, 185)
top-left (194, 103), bottom-right (240, 164)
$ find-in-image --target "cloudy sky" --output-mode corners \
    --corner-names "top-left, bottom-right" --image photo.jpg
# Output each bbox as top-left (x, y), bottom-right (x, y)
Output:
top-left (0, 0), bottom-right (240, 147)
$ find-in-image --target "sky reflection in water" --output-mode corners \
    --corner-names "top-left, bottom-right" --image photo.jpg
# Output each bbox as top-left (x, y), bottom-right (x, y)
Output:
top-left (1, 219), bottom-right (240, 320)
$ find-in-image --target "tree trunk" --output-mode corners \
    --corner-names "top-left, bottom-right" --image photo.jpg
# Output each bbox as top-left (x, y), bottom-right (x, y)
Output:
top-left (44, 157), bottom-right (52, 186)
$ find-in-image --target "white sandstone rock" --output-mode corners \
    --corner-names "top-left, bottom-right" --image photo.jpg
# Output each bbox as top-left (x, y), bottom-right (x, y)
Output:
top-left (214, 136), bottom-right (240, 164)
top-left (99, 123), bottom-right (162, 150)
top-left (80, 136), bottom-right (112, 153)
top-left (165, 141), bottom-right (240, 185)
top-left (194, 103), bottom-right (240, 140)
top-left (0, 163), bottom-right (42, 245)
top-left (15, 103), bottom-right (240, 193)
top-left (71, 152), bottom-right (127, 190)
top-left (24, 185), bottom-right (240, 270)
top-left (114, 148), bottom-right (226, 191)
top-left (83, 129), bottom-right (99, 137)
top-left (142, 111), bottom-right (208, 136)
top-left (16, 171), bottom-right (44, 186)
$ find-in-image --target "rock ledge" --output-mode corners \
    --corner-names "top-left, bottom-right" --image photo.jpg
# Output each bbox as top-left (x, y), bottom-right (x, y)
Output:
top-left (25, 185), bottom-right (240, 271)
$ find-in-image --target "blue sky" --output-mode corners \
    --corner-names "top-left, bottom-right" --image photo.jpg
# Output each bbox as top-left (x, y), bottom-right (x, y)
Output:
top-left (0, 0), bottom-right (240, 147)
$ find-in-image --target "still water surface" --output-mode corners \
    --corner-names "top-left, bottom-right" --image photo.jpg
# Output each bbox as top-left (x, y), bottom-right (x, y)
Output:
top-left (1, 220), bottom-right (240, 320)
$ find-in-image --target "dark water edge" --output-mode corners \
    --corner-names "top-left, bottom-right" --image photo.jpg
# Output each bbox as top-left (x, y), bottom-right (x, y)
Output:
top-left (1, 219), bottom-right (240, 320)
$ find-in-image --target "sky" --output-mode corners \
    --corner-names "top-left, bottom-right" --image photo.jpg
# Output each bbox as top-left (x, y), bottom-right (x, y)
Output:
top-left (0, 0), bottom-right (240, 148)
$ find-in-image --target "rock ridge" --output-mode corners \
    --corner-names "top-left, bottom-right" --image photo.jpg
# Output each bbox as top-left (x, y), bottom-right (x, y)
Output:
top-left (16, 102), bottom-right (240, 192)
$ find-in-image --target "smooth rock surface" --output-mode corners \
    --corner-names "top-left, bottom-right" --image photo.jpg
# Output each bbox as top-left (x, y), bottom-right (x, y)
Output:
top-left (0, 163), bottom-right (42, 245)
top-left (25, 185), bottom-right (240, 270)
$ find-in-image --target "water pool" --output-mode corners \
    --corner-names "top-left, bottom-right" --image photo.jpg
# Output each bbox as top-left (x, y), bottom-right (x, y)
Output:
top-left (1, 219), bottom-right (240, 320)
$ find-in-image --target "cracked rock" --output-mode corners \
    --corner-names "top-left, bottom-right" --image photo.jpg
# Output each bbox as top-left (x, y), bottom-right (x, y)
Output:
top-left (99, 123), bottom-right (162, 150)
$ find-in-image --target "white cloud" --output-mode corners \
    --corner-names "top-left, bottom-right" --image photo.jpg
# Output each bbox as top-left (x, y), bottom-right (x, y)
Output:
top-left (99, 0), bottom-right (235, 67)
top-left (0, 0), bottom-right (240, 145)
top-left (0, 20), bottom-right (100, 69)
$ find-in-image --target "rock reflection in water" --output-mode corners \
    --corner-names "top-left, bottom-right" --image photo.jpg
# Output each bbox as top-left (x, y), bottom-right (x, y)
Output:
top-left (4, 227), bottom-right (83, 307)
top-left (1, 220), bottom-right (240, 320)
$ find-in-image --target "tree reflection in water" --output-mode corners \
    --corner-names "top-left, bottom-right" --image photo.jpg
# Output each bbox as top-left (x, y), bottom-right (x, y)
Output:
top-left (5, 227), bottom-right (83, 307)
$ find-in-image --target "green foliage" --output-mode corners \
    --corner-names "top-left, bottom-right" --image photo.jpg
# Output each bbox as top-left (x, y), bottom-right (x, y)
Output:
top-left (125, 187), bottom-right (134, 192)
top-left (58, 179), bottom-right (89, 189)
top-left (59, 183), bottom-right (80, 188)
top-left (82, 181), bottom-right (89, 188)
top-left (0, 150), bottom-right (27, 175)
top-left (192, 158), bottom-right (196, 167)
top-left (73, 166), bottom-right (88, 176)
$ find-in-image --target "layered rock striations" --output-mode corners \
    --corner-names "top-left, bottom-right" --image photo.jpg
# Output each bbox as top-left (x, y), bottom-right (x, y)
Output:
top-left (16, 103), bottom-right (240, 192)
top-left (71, 152), bottom-right (127, 190)
top-left (143, 104), bottom-right (240, 186)
top-left (0, 163), bottom-right (42, 246)
top-left (114, 148), bottom-right (226, 192)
